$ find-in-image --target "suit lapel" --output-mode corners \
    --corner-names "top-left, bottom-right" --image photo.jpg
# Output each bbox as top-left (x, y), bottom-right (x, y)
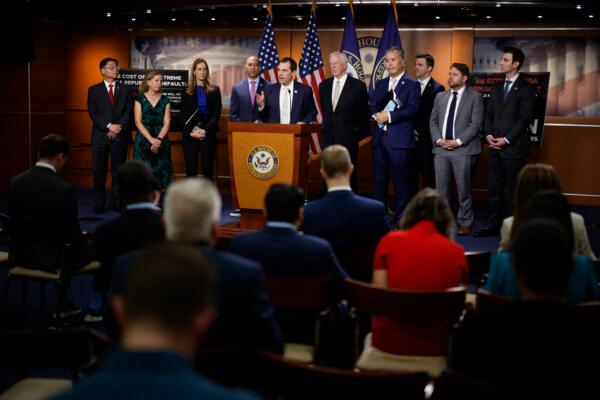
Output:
top-left (499, 76), bottom-right (520, 113)
top-left (336, 76), bottom-right (352, 110)
top-left (393, 73), bottom-right (408, 100)
top-left (272, 83), bottom-right (281, 121)
top-left (455, 89), bottom-right (469, 120)
top-left (439, 91), bottom-right (451, 117)
top-left (291, 81), bottom-right (302, 116)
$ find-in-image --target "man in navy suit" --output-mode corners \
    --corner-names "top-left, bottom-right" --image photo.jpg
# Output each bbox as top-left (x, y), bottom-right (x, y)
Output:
top-left (87, 57), bottom-right (133, 213)
top-left (371, 46), bottom-right (421, 221)
top-left (230, 184), bottom-right (348, 344)
top-left (256, 57), bottom-right (317, 124)
top-left (229, 55), bottom-right (269, 123)
top-left (303, 145), bottom-right (391, 281)
top-left (319, 51), bottom-right (370, 190)
top-left (162, 178), bottom-right (283, 355)
top-left (412, 53), bottom-right (445, 191)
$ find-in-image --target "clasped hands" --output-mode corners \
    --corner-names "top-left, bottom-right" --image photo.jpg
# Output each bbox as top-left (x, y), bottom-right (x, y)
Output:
top-left (438, 139), bottom-right (460, 150)
top-left (373, 112), bottom-right (389, 125)
top-left (190, 126), bottom-right (207, 140)
top-left (486, 136), bottom-right (507, 150)
top-left (150, 137), bottom-right (162, 153)
top-left (107, 123), bottom-right (122, 140)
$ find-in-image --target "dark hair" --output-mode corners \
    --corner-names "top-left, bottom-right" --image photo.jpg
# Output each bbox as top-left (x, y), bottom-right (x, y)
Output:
top-left (524, 190), bottom-right (574, 252)
top-left (123, 243), bottom-right (215, 330)
top-left (399, 188), bottom-right (455, 239)
top-left (321, 145), bottom-right (351, 178)
top-left (509, 164), bottom-right (562, 245)
top-left (502, 47), bottom-right (525, 71)
top-left (117, 160), bottom-right (157, 204)
top-left (99, 57), bottom-right (118, 70)
top-left (416, 53), bottom-right (435, 68)
top-left (510, 218), bottom-right (573, 298)
top-left (38, 134), bottom-right (69, 159)
top-left (279, 57), bottom-right (297, 72)
top-left (386, 46), bottom-right (405, 59)
top-left (450, 63), bottom-right (470, 77)
top-left (265, 183), bottom-right (305, 223)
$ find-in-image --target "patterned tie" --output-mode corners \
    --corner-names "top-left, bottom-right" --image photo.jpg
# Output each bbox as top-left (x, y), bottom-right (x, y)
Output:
top-left (444, 92), bottom-right (458, 140)
top-left (108, 83), bottom-right (115, 105)
top-left (250, 80), bottom-right (256, 106)
top-left (502, 80), bottom-right (512, 103)
top-left (332, 80), bottom-right (341, 111)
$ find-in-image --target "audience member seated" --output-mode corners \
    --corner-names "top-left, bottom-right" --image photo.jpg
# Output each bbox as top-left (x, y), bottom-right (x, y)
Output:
top-left (448, 218), bottom-right (600, 396)
top-left (92, 160), bottom-right (164, 322)
top-left (8, 134), bottom-right (96, 318)
top-left (302, 145), bottom-right (391, 280)
top-left (498, 163), bottom-right (596, 259)
top-left (52, 243), bottom-right (258, 400)
top-left (486, 191), bottom-right (597, 304)
top-left (162, 178), bottom-right (283, 355)
top-left (230, 184), bottom-right (348, 345)
top-left (356, 189), bottom-right (468, 377)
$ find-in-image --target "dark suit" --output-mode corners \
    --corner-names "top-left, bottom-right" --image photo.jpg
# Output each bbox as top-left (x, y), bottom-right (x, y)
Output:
top-left (484, 75), bottom-right (535, 228)
top-left (8, 165), bottom-right (81, 271)
top-left (87, 82), bottom-right (133, 208)
top-left (319, 75), bottom-right (369, 189)
top-left (229, 225), bottom-right (348, 344)
top-left (180, 87), bottom-right (223, 180)
top-left (412, 78), bottom-right (444, 190)
top-left (229, 77), bottom-right (269, 122)
top-left (370, 73), bottom-right (421, 217)
top-left (259, 81), bottom-right (317, 124)
top-left (112, 245), bottom-right (283, 355)
top-left (94, 207), bottom-right (164, 292)
top-left (449, 301), bottom-right (600, 395)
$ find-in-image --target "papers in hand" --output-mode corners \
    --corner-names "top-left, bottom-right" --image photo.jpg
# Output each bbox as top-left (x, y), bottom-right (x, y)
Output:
top-left (377, 99), bottom-right (398, 128)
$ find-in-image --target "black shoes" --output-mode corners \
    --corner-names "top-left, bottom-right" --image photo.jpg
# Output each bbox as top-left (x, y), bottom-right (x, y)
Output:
top-left (473, 226), bottom-right (500, 238)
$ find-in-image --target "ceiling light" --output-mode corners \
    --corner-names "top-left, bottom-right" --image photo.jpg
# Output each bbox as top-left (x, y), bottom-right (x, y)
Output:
top-left (336, 3), bottom-right (340, 7)
top-left (576, 4), bottom-right (582, 9)
top-left (496, 3), bottom-right (501, 7)
top-left (146, 9), bottom-right (151, 14)
top-left (537, 15), bottom-right (543, 19)
top-left (211, 17), bottom-right (216, 21)
top-left (298, 17), bottom-right (303, 21)
top-left (589, 14), bottom-right (594, 18)
top-left (486, 15), bottom-right (491, 19)
top-left (131, 17), bottom-right (136, 21)
top-left (435, 16), bottom-right (440, 20)
top-left (106, 12), bottom-right (111, 17)
top-left (341, 17), bottom-right (346, 20)
top-left (171, 18), bottom-right (176, 21)
top-left (253, 17), bottom-right (258, 21)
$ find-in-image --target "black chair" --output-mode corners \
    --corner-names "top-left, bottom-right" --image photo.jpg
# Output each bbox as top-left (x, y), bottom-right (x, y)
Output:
top-left (256, 349), bottom-right (429, 400)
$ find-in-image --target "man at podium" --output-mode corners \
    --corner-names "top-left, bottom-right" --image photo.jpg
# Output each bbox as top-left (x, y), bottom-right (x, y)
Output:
top-left (256, 57), bottom-right (317, 124)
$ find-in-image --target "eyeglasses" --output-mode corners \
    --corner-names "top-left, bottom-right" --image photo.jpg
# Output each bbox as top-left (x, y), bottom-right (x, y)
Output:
top-left (103, 66), bottom-right (119, 71)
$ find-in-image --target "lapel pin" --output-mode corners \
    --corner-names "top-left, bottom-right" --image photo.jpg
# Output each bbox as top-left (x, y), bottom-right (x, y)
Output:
top-left (294, 90), bottom-right (298, 94)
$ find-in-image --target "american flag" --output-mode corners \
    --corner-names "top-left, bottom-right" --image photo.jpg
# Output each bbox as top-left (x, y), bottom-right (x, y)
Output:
top-left (258, 2), bottom-right (279, 83)
top-left (298, 3), bottom-right (325, 154)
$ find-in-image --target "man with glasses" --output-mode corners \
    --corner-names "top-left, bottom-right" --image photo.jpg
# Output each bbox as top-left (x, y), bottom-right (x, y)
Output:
top-left (87, 58), bottom-right (133, 213)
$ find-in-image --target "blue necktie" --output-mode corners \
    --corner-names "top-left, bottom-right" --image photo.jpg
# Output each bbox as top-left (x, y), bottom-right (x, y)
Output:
top-left (502, 80), bottom-right (512, 102)
top-left (444, 92), bottom-right (458, 140)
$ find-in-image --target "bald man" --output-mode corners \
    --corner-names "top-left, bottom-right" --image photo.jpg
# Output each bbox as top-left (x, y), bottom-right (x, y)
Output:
top-left (230, 55), bottom-right (270, 123)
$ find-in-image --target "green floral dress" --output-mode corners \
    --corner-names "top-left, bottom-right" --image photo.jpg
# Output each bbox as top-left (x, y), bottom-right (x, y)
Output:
top-left (134, 93), bottom-right (173, 189)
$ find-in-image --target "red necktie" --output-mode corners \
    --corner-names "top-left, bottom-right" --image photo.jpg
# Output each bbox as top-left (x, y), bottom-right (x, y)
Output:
top-left (108, 84), bottom-right (115, 105)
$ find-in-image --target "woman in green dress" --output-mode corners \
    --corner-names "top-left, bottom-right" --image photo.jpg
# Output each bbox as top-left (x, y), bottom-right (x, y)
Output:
top-left (133, 70), bottom-right (172, 205)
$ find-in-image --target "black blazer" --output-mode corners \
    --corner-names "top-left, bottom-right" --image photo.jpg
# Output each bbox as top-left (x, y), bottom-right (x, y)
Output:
top-left (8, 166), bottom-right (82, 270)
top-left (484, 75), bottom-right (535, 158)
top-left (87, 82), bottom-right (133, 144)
top-left (180, 86), bottom-right (223, 142)
top-left (94, 208), bottom-right (164, 274)
top-left (318, 75), bottom-right (370, 149)
top-left (414, 78), bottom-right (444, 142)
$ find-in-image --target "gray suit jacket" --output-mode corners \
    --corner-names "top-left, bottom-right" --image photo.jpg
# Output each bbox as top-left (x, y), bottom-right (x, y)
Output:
top-left (430, 88), bottom-right (484, 156)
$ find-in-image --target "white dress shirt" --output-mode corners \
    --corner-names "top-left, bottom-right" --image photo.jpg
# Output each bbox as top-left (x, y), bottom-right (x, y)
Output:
top-left (36, 161), bottom-right (56, 173)
top-left (417, 76), bottom-right (431, 95)
top-left (279, 82), bottom-right (294, 124)
top-left (331, 73), bottom-right (348, 107)
top-left (438, 85), bottom-right (466, 146)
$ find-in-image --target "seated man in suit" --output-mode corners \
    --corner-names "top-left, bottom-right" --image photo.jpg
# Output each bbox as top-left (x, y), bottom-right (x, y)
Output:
top-left (302, 145), bottom-right (391, 281)
top-left (449, 219), bottom-right (600, 396)
top-left (9, 134), bottom-right (94, 318)
top-left (92, 160), bottom-right (164, 322)
top-left (230, 184), bottom-right (348, 345)
top-left (256, 57), bottom-right (317, 124)
top-left (53, 243), bottom-right (257, 400)
top-left (162, 178), bottom-right (283, 355)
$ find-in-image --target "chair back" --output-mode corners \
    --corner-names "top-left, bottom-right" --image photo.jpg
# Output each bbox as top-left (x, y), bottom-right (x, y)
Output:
top-left (465, 251), bottom-right (491, 288)
top-left (475, 289), bottom-right (515, 311)
top-left (257, 350), bottom-right (429, 400)
top-left (345, 278), bottom-right (466, 324)
top-left (333, 244), bottom-right (376, 282)
top-left (0, 327), bottom-right (96, 380)
top-left (266, 276), bottom-right (333, 308)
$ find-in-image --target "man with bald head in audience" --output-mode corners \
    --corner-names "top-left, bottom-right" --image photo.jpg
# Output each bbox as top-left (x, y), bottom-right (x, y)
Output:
top-left (303, 145), bottom-right (391, 280)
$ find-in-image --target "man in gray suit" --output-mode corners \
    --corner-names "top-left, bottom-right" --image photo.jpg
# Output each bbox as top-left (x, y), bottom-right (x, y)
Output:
top-left (430, 63), bottom-right (484, 236)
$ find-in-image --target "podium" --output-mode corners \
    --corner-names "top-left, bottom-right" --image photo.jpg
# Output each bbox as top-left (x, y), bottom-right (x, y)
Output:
top-left (220, 122), bottom-right (320, 236)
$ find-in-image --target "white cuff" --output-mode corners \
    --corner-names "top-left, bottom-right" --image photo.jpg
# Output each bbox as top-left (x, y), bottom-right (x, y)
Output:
top-left (387, 111), bottom-right (392, 124)
top-left (456, 138), bottom-right (462, 146)
top-left (504, 137), bottom-right (510, 144)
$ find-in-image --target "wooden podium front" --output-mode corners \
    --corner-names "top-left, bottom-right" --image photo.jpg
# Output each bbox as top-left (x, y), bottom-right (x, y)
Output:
top-left (219, 122), bottom-right (319, 237)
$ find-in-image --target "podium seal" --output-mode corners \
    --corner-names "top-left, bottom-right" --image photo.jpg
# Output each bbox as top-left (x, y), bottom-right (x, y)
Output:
top-left (247, 145), bottom-right (279, 179)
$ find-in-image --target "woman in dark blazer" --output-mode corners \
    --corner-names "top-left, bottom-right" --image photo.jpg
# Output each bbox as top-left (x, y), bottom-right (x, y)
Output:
top-left (181, 58), bottom-right (222, 180)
